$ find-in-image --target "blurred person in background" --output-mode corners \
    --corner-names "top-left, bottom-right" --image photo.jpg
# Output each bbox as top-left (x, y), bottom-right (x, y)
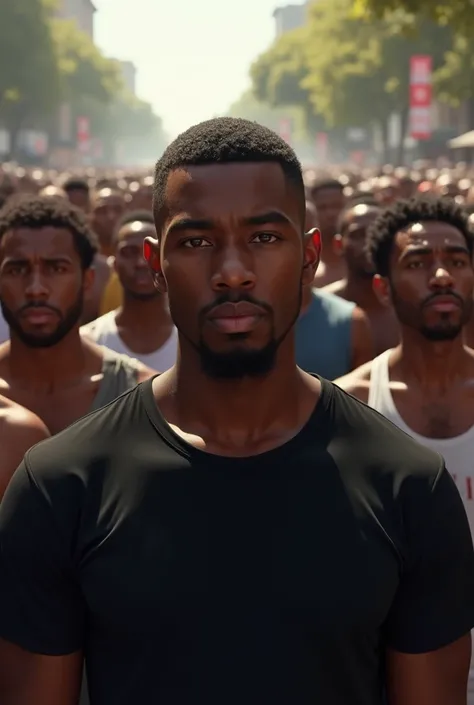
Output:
top-left (82, 210), bottom-right (177, 370)
top-left (0, 195), bottom-right (155, 436)
top-left (85, 187), bottom-right (127, 321)
top-left (63, 176), bottom-right (91, 213)
top-left (325, 203), bottom-right (399, 354)
top-left (310, 178), bottom-right (346, 287)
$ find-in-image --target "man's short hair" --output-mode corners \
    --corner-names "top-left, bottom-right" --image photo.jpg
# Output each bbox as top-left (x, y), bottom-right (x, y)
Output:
top-left (153, 117), bottom-right (305, 227)
top-left (0, 195), bottom-right (98, 269)
top-left (117, 210), bottom-right (155, 230)
top-left (366, 196), bottom-right (473, 277)
top-left (309, 178), bottom-right (344, 200)
top-left (62, 177), bottom-right (90, 194)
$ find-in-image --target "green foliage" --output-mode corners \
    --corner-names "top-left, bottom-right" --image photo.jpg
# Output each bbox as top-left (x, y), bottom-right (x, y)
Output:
top-left (227, 90), bottom-right (309, 137)
top-left (353, 0), bottom-right (474, 34)
top-left (0, 0), bottom-right (61, 130)
top-left (251, 0), bottom-right (455, 135)
top-left (50, 19), bottom-right (122, 106)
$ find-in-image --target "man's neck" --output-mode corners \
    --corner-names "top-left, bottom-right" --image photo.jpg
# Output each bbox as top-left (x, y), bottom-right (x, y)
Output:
top-left (395, 331), bottom-right (470, 390)
top-left (6, 331), bottom-right (89, 387)
top-left (158, 340), bottom-right (306, 443)
top-left (343, 273), bottom-right (381, 310)
top-left (116, 295), bottom-right (171, 329)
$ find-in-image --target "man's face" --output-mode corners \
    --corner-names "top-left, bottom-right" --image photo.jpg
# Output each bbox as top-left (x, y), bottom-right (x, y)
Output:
top-left (0, 226), bottom-right (90, 348)
top-left (148, 162), bottom-right (319, 379)
top-left (387, 221), bottom-right (473, 341)
top-left (115, 222), bottom-right (158, 300)
top-left (90, 190), bottom-right (126, 247)
top-left (311, 187), bottom-right (345, 238)
top-left (67, 188), bottom-right (90, 213)
top-left (340, 206), bottom-right (380, 278)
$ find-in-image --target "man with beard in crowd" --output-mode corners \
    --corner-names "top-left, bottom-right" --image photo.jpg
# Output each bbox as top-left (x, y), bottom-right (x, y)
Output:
top-left (336, 196), bottom-right (474, 701)
top-left (82, 210), bottom-right (177, 370)
top-left (310, 178), bottom-right (346, 287)
top-left (0, 194), bottom-right (155, 436)
top-left (325, 203), bottom-right (399, 354)
top-left (0, 119), bottom-right (473, 705)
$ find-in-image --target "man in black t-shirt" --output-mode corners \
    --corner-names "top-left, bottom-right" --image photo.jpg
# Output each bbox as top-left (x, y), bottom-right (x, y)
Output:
top-left (0, 118), bottom-right (474, 705)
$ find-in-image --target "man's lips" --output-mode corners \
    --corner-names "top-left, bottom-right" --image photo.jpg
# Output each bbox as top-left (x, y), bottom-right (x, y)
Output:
top-left (424, 295), bottom-right (463, 313)
top-left (21, 308), bottom-right (57, 324)
top-left (207, 302), bottom-right (266, 334)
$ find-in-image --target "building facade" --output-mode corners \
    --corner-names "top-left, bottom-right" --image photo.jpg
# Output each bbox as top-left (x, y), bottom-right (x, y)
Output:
top-left (56, 0), bottom-right (96, 39)
top-left (273, 3), bottom-right (308, 37)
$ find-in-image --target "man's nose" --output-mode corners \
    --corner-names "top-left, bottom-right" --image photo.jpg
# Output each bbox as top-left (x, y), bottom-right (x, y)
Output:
top-left (210, 245), bottom-right (257, 292)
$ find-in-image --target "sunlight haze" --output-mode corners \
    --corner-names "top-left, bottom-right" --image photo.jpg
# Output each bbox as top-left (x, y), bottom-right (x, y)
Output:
top-left (94, 0), bottom-right (278, 139)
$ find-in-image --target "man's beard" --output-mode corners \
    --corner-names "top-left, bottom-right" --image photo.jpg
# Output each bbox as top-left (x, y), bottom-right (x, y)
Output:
top-left (1, 291), bottom-right (84, 348)
top-left (179, 287), bottom-right (302, 380)
top-left (391, 288), bottom-right (472, 342)
top-left (123, 287), bottom-right (160, 303)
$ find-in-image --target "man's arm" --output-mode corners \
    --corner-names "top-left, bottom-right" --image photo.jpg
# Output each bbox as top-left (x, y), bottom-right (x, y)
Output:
top-left (0, 458), bottom-right (86, 704)
top-left (387, 635), bottom-right (470, 705)
top-left (384, 465), bottom-right (474, 704)
top-left (0, 640), bottom-right (83, 705)
top-left (350, 306), bottom-right (374, 371)
top-left (0, 407), bottom-right (50, 499)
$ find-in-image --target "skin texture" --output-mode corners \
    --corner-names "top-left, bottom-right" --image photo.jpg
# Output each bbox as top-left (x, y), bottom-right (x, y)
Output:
top-left (109, 221), bottom-right (174, 355)
top-left (311, 186), bottom-right (347, 287)
top-left (0, 225), bottom-right (154, 434)
top-left (0, 395), bottom-right (50, 500)
top-left (324, 204), bottom-right (400, 354)
top-left (335, 221), bottom-right (474, 441)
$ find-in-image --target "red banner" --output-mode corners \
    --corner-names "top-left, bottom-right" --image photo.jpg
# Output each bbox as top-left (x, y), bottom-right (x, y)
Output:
top-left (77, 116), bottom-right (90, 153)
top-left (409, 56), bottom-right (432, 141)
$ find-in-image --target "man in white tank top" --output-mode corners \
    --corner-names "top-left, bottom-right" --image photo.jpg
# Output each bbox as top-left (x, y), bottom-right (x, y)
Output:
top-left (336, 195), bottom-right (474, 702)
top-left (82, 210), bottom-right (177, 371)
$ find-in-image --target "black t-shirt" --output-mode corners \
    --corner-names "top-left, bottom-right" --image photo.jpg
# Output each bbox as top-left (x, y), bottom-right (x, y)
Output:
top-left (1, 377), bottom-right (474, 705)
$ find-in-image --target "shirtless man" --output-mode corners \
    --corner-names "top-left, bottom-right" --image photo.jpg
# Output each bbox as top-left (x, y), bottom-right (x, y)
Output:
top-left (0, 194), bottom-right (155, 435)
top-left (325, 203), bottom-right (399, 354)
top-left (310, 179), bottom-right (346, 287)
top-left (0, 396), bottom-right (49, 498)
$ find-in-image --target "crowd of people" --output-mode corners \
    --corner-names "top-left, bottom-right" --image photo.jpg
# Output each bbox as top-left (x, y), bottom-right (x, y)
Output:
top-left (0, 118), bottom-right (474, 704)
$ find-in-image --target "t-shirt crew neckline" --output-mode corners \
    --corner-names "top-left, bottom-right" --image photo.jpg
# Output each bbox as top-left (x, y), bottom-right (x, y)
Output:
top-left (140, 373), bottom-right (333, 464)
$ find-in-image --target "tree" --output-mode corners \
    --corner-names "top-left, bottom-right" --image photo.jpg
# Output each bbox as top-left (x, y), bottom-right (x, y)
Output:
top-left (352, 0), bottom-right (474, 34)
top-left (50, 19), bottom-right (122, 108)
top-left (0, 0), bottom-right (61, 157)
top-left (251, 0), bottom-right (453, 162)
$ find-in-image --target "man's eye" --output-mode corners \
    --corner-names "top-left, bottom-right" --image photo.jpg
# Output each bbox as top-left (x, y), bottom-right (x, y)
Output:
top-left (182, 238), bottom-right (211, 248)
top-left (252, 233), bottom-right (279, 244)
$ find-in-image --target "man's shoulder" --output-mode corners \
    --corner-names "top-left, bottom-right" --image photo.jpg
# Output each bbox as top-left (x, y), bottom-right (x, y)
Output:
top-left (333, 358), bottom-right (374, 403)
top-left (26, 383), bottom-right (144, 474)
top-left (327, 379), bottom-right (443, 480)
top-left (80, 310), bottom-right (115, 338)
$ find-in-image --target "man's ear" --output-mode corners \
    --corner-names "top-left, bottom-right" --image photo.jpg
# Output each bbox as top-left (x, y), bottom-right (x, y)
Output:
top-left (302, 228), bottom-right (321, 284)
top-left (373, 274), bottom-right (391, 307)
top-left (144, 237), bottom-right (167, 292)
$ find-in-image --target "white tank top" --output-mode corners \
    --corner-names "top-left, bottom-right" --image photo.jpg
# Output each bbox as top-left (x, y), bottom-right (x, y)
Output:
top-left (368, 349), bottom-right (474, 689)
top-left (81, 311), bottom-right (177, 372)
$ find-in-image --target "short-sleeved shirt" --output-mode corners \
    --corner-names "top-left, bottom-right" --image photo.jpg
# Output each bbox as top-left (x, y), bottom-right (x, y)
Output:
top-left (1, 377), bottom-right (474, 705)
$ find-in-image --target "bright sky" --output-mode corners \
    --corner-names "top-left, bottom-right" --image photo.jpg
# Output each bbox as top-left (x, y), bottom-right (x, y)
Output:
top-left (94, 0), bottom-right (279, 139)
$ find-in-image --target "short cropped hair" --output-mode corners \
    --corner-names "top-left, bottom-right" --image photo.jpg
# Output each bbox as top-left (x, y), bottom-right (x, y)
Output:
top-left (0, 194), bottom-right (98, 269)
top-left (309, 178), bottom-right (344, 199)
top-left (153, 117), bottom-right (305, 226)
top-left (117, 210), bottom-right (155, 230)
top-left (62, 177), bottom-right (90, 194)
top-left (366, 196), bottom-right (473, 277)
